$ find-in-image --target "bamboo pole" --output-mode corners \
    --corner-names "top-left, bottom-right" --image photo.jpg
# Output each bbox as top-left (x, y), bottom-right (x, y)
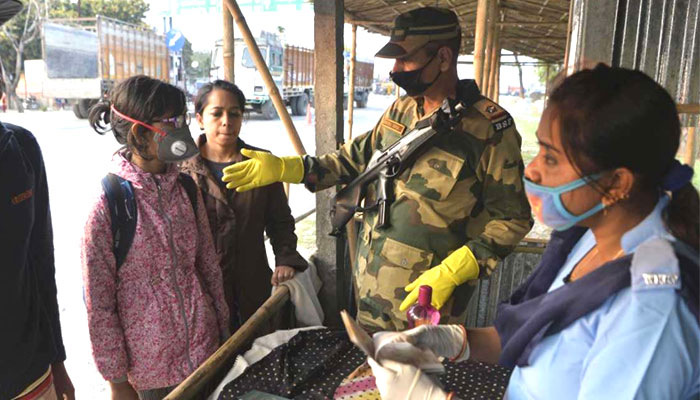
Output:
top-left (164, 286), bottom-right (291, 399)
top-left (677, 104), bottom-right (700, 114)
top-left (495, 51), bottom-right (501, 102)
top-left (223, 0), bottom-right (306, 155)
top-left (684, 124), bottom-right (697, 166)
top-left (474, 0), bottom-right (489, 89)
top-left (347, 24), bottom-right (357, 141)
top-left (222, 2), bottom-right (235, 82)
top-left (482, 0), bottom-right (495, 96)
top-left (487, 21), bottom-right (500, 99)
top-left (563, 0), bottom-right (574, 73)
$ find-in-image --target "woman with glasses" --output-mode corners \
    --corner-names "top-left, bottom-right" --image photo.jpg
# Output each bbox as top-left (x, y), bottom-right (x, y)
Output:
top-left (367, 64), bottom-right (699, 399)
top-left (83, 76), bottom-right (230, 400)
top-left (180, 80), bottom-right (307, 333)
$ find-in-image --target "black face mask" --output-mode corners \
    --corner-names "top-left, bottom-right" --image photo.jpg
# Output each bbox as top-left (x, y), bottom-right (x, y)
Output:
top-left (390, 53), bottom-right (442, 96)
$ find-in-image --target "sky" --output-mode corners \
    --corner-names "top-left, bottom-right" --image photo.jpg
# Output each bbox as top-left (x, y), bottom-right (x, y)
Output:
top-left (144, 0), bottom-right (542, 87)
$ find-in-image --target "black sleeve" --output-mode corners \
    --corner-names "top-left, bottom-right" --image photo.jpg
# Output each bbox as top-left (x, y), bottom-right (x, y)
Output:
top-left (23, 130), bottom-right (66, 362)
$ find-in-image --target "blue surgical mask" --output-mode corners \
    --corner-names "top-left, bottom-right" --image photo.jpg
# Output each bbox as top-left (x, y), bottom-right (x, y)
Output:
top-left (524, 174), bottom-right (604, 231)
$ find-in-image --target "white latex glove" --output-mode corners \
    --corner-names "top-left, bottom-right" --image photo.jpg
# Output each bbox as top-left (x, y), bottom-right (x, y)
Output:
top-left (374, 324), bottom-right (469, 362)
top-left (368, 358), bottom-right (449, 400)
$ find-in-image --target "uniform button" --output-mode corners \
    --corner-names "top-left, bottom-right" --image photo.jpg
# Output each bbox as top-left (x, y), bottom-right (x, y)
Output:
top-left (401, 258), bottom-right (408, 266)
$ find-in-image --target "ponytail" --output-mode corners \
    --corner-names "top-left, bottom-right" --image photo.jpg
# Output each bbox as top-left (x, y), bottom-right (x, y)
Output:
top-left (665, 183), bottom-right (700, 250)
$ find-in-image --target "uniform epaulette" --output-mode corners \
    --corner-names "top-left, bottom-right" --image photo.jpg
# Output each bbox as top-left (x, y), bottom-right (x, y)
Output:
top-left (474, 98), bottom-right (514, 133)
top-left (631, 237), bottom-right (682, 291)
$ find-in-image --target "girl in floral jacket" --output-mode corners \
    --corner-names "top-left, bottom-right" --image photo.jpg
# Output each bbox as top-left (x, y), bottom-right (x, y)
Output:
top-left (82, 76), bottom-right (229, 400)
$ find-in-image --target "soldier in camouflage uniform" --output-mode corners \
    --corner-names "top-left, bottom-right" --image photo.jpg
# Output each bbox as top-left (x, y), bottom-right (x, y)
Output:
top-left (222, 7), bottom-right (533, 332)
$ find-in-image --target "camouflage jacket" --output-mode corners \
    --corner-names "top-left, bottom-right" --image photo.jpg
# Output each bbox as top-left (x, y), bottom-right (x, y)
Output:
top-left (303, 79), bottom-right (533, 330)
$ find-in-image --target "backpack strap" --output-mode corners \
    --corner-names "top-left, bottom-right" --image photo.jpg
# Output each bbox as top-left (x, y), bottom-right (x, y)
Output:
top-left (101, 173), bottom-right (137, 270)
top-left (178, 173), bottom-right (199, 215)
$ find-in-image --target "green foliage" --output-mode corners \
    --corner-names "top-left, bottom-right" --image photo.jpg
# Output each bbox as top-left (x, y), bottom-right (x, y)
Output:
top-left (183, 39), bottom-right (211, 80)
top-left (48, 0), bottom-right (150, 25)
top-left (535, 63), bottom-right (562, 86)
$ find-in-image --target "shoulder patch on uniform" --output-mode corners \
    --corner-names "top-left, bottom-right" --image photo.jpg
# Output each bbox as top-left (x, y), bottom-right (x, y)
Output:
top-left (381, 117), bottom-right (406, 135)
top-left (631, 237), bottom-right (681, 291)
top-left (474, 99), bottom-right (514, 133)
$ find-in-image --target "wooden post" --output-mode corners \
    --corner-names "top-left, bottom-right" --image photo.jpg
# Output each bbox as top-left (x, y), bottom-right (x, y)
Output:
top-left (164, 286), bottom-right (290, 399)
top-left (474, 0), bottom-right (489, 89)
top-left (347, 24), bottom-right (357, 141)
top-left (224, 0), bottom-right (306, 155)
top-left (222, 2), bottom-right (235, 82)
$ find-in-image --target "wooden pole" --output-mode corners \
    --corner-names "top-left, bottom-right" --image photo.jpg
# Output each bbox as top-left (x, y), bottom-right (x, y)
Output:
top-left (685, 124), bottom-right (697, 166)
top-left (222, 2), bottom-right (235, 82)
top-left (164, 286), bottom-right (290, 399)
top-left (563, 0), bottom-right (574, 73)
top-left (223, 0), bottom-right (306, 155)
top-left (483, 0), bottom-right (495, 97)
top-left (487, 18), bottom-right (500, 99)
top-left (677, 104), bottom-right (700, 114)
top-left (347, 24), bottom-right (357, 141)
top-left (474, 0), bottom-right (489, 89)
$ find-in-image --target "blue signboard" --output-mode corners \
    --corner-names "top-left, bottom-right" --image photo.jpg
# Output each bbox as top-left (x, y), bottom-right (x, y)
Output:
top-left (165, 29), bottom-right (186, 52)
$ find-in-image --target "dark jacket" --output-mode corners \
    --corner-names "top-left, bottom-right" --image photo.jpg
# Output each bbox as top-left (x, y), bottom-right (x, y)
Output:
top-left (0, 122), bottom-right (66, 398)
top-left (180, 135), bottom-right (307, 327)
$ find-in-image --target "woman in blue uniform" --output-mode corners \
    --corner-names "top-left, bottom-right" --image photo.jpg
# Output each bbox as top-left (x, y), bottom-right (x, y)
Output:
top-left (368, 64), bottom-right (700, 399)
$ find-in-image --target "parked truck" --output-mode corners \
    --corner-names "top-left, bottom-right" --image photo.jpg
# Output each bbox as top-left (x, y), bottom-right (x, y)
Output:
top-left (25, 16), bottom-right (169, 119)
top-left (211, 31), bottom-right (374, 119)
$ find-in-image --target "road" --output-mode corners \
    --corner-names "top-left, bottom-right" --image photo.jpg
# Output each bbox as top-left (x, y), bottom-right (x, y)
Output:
top-left (1, 94), bottom-right (394, 398)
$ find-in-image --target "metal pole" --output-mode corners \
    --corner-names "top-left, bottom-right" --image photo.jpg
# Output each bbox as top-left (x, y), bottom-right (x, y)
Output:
top-left (222, 1), bottom-right (235, 82)
top-left (223, 0), bottom-right (307, 155)
top-left (474, 0), bottom-right (489, 89)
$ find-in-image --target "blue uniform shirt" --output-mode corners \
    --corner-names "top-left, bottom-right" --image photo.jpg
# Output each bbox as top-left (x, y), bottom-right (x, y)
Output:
top-left (505, 196), bottom-right (700, 399)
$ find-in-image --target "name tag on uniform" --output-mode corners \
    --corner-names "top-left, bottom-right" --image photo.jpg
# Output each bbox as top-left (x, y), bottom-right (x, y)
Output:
top-left (641, 273), bottom-right (679, 286)
top-left (381, 118), bottom-right (406, 135)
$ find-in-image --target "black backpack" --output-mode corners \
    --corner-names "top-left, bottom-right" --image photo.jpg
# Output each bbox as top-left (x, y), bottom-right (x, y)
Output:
top-left (101, 173), bottom-right (199, 269)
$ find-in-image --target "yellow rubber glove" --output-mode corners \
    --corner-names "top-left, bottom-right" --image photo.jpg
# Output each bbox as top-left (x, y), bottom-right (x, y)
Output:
top-left (399, 246), bottom-right (479, 311)
top-left (221, 148), bottom-right (304, 192)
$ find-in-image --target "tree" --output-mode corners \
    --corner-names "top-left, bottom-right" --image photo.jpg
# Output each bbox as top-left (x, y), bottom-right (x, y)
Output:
top-left (513, 52), bottom-right (525, 99)
top-left (0, 0), bottom-right (150, 111)
top-left (49, 0), bottom-right (149, 26)
top-left (0, 0), bottom-right (41, 112)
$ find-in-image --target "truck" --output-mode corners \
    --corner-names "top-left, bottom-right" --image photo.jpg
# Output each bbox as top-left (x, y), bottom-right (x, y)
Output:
top-left (210, 32), bottom-right (373, 119)
top-left (25, 16), bottom-right (169, 119)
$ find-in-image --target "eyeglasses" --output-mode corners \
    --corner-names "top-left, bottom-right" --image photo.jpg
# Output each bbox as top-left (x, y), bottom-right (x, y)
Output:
top-left (152, 114), bottom-right (191, 128)
top-left (111, 105), bottom-right (189, 139)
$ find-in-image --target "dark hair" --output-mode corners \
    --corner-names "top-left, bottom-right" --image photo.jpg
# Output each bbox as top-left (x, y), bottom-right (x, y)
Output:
top-left (425, 32), bottom-right (461, 66)
top-left (88, 75), bottom-right (186, 158)
top-left (194, 80), bottom-right (246, 115)
top-left (549, 63), bottom-right (699, 249)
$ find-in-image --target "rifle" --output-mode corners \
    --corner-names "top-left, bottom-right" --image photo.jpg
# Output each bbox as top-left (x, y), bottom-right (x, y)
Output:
top-left (330, 98), bottom-right (468, 236)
